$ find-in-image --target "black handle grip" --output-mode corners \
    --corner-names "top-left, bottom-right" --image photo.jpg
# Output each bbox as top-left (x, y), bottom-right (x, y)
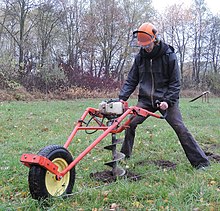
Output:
top-left (155, 100), bottom-right (161, 108)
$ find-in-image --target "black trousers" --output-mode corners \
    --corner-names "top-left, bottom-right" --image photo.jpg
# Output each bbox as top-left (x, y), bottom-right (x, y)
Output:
top-left (120, 102), bottom-right (210, 168)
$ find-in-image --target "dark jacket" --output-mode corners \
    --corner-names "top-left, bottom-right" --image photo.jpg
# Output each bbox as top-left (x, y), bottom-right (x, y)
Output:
top-left (119, 42), bottom-right (181, 108)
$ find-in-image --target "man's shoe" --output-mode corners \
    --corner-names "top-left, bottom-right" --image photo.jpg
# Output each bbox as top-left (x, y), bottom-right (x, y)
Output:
top-left (195, 162), bottom-right (210, 170)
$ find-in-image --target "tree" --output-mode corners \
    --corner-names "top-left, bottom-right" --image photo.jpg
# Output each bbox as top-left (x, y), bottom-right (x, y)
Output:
top-left (206, 15), bottom-right (220, 74)
top-left (0, 0), bottom-right (220, 94)
top-left (35, 0), bottom-right (63, 67)
top-left (158, 4), bottom-right (194, 84)
top-left (82, 0), bottom-right (154, 80)
top-left (0, 0), bottom-right (36, 79)
top-left (58, 0), bottom-right (88, 84)
top-left (191, 0), bottom-right (209, 84)
top-left (117, 0), bottom-right (154, 82)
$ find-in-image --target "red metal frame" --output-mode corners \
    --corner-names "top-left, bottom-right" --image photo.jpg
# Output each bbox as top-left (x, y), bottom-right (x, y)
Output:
top-left (20, 105), bottom-right (163, 180)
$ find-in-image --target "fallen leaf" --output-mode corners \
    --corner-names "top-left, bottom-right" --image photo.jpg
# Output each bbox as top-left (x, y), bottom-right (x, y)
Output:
top-left (41, 127), bottom-right (49, 132)
top-left (146, 200), bottom-right (154, 204)
top-left (110, 203), bottom-right (118, 209)
top-left (132, 201), bottom-right (144, 208)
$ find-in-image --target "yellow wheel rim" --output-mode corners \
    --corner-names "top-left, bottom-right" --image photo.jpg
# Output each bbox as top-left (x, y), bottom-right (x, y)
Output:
top-left (45, 158), bottom-right (70, 196)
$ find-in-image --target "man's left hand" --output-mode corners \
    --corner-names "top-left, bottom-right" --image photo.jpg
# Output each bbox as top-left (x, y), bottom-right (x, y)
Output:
top-left (159, 101), bottom-right (168, 110)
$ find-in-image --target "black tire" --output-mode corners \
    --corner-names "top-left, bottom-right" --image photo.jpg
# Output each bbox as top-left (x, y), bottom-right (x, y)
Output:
top-left (28, 145), bottom-right (75, 200)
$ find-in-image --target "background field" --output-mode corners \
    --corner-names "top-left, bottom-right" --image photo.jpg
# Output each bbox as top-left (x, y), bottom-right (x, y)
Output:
top-left (0, 98), bottom-right (219, 210)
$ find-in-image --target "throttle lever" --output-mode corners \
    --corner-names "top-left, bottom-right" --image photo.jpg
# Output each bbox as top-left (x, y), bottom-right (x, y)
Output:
top-left (155, 100), bottom-right (161, 108)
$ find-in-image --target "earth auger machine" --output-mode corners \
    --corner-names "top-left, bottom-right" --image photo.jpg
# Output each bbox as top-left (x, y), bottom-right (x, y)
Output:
top-left (20, 99), bottom-right (165, 200)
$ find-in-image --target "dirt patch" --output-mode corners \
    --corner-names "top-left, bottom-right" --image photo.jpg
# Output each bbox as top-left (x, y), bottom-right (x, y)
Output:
top-left (204, 144), bottom-right (220, 151)
top-left (136, 159), bottom-right (177, 170)
top-left (205, 151), bottom-right (220, 162)
top-left (90, 170), bottom-right (141, 183)
top-left (90, 159), bottom-right (176, 183)
top-left (204, 144), bottom-right (220, 163)
top-left (90, 170), bottom-right (117, 183)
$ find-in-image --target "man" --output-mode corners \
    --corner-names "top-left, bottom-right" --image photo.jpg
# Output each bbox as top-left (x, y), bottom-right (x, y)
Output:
top-left (119, 22), bottom-right (210, 169)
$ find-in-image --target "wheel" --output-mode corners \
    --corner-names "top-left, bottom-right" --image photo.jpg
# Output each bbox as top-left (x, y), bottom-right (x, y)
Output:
top-left (28, 145), bottom-right (75, 200)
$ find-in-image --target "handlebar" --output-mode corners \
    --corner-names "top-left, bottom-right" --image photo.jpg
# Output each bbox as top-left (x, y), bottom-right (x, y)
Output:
top-left (131, 106), bottom-right (166, 119)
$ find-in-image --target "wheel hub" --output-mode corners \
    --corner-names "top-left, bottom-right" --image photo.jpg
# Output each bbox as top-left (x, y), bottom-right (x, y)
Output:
top-left (45, 158), bottom-right (70, 196)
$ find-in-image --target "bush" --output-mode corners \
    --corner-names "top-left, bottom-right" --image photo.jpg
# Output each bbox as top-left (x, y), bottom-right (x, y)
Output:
top-left (204, 73), bottom-right (220, 96)
top-left (0, 54), bottom-right (19, 89)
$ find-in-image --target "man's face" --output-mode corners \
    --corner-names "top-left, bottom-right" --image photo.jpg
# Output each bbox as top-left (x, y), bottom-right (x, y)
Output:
top-left (143, 42), bottom-right (155, 53)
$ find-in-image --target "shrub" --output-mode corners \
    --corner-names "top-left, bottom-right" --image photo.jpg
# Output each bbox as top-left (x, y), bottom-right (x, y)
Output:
top-left (204, 73), bottom-right (220, 96)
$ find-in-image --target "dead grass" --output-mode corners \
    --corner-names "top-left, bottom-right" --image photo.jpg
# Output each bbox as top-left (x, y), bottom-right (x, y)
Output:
top-left (0, 86), bottom-right (215, 101)
top-left (0, 86), bottom-right (122, 101)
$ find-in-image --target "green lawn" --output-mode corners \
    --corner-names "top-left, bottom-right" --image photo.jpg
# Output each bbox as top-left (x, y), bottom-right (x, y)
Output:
top-left (0, 98), bottom-right (219, 210)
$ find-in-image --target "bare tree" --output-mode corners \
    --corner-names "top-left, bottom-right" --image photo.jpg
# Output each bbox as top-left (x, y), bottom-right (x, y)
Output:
top-left (82, 0), bottom-right (154, 80)
top-left (191, 0), bottom-right (209, 84)
top-left (158, 4), bottom-right (194, 84)
top-left (0, 0), bottom-right (36, 79)
top-left (0, 0), bottom-right (219, 93)
top-left (117, 0), bottom-right (154, 82)
top-left (206, 15), bottom-right (220, 74)
top-left (84, 0), bottom-right (123, 78)
top-left (59, 0), bottom-right (87, 67)
top-left (35, 0), bottom-right (63, 67)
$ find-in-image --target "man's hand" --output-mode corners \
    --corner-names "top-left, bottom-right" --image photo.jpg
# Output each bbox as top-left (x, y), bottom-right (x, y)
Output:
top-left (158, 101), bottom-right (168, 110)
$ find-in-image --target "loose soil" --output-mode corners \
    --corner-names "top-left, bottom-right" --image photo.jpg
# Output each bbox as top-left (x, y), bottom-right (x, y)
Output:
top-left (90, 170), bottom-right (142, 183)
top-left (205, 151), bottom-right (220, 162)
top-left (204, 144), bottom-right (220, 162)
top-left (90, 150), bottom-right (220, 183)
top-left (90, 159), bottom-right (176, 183)
top-left (136, 159), bottom-right (177, 170)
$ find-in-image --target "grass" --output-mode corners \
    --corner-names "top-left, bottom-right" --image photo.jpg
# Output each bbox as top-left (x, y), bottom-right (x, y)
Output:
top-left (0, 98), bottom-right (220, 210)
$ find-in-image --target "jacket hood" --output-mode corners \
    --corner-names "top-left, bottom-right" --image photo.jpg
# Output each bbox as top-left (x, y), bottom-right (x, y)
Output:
top-left (140, 42), bottom-right (171, 59)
